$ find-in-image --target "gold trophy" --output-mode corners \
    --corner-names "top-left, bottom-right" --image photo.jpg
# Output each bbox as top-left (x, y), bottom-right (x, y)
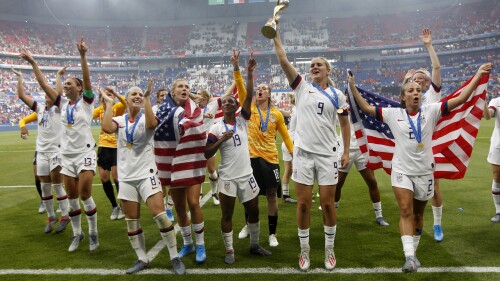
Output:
top-left (261, 0), bottom-right (289, 39)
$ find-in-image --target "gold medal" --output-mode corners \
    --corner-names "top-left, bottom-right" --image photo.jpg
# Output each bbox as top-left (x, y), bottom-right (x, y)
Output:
top-left (418, 143), bottom-right (424, 150)
top-left (126, 142), bottom-right (133, 149)
top-left (337, 108), bottom-right (344, 114)
top-left (38, 122), bottom-right (43, 126)
top-left (67, 124), bottom-right (72, 129)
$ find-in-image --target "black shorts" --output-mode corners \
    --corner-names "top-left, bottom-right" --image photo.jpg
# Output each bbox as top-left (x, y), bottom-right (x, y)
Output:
top-left (251, 157), bottom-right (282, 198)
top-left (33, 151), bottom-right (37, 165)
top-left (97, 147), bottom-right (117, 171)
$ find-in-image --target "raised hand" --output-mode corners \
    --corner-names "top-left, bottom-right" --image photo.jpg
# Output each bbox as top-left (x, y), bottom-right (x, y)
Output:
top-left (247, 50), bottom-right (256, 73)
top-left (57, 66), bottom-right (68, 76)
top-left (404, 69), bottom-right (415, 81)
top-left (420, 28), bottom-right (432, 45)
top-left (19, 48), bottom-right (35, 64)
top-left (347, 71), bottom-right (355, 86)
top-left (144, 79), bottom-right (155, 98)
top-left (230, 48), bottom-right (241, 67)
top-left (11, 67), bottom-right (22, 77)
top-left (99, 88), bottom-right (115, 105)
top-left (76, 37), bottom-right (88, 56)
top-left (477, 63), bottom-right (493, 75)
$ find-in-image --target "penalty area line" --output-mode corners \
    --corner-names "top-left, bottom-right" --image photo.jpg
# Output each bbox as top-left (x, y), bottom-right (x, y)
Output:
top-left (1, 267), bottom-right (500, 275)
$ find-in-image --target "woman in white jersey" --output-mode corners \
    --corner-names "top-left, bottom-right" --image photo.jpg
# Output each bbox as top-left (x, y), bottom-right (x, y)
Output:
top-left (483, 81), bottom-right (500, 223)
top-left (20, 38), bottom-right (99, 253)
top-left (197, 85), bottom-right (236, 206)
top-left (205, 52), bottom-right (271, 264)
top-left (403, 28), bottom-right (445, 242)
top-left (12, 67), bottom-right (70, 234)
top-left (280, 95), bottom-right (298, 203)
top-left (273, 29), bottom-right (351, 271)
top-left (101, 81), bottom-right (185, 275)
top-left (349, 63), bottom-right (492, 273)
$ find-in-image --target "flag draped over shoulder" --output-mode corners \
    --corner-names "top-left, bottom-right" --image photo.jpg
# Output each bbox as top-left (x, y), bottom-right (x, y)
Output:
top-left (347, 74), bottom-right (489, 179)
top-left (154, 94), bottom-right (207, 187)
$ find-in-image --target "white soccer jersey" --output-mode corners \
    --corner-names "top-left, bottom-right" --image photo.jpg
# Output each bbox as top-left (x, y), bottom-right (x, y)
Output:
top-left (202, 98), bottom-right (220, 131)
top-left (32, 101), bottom-right (61, 153)
top-left (291, 75), bottom-right (349, 156)
top-left (113, 114), bottom-right (158, 181)
top-left (288, 105), bottom-right (297, 139)
top-left (378, 102), bottom-right (445, 175)
top-left (488, 98), bottom-right (500, 152)
top-left (422, 83), bottom-right (442, 105)
top-left (152, 104), bottom-right (159, 115)
top-left (207, 114), bottom-right (252, 180)
top-left (56, 94), bottom-right (96, 154)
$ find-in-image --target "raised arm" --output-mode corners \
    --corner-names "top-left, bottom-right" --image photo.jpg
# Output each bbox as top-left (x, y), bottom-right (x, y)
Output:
top-left (77, 37), bottom-right (92, 92)
top-left (348, 72), bottom-right (376, 116)
top-left (19, 49), bottom-right (58, 101)
top-left (222, 81), bottom-right (236, 99)
top-left (421, 28), bottom-right (441, 88)
top-left (272, 30), bottom-right (298, 85)
top-left (101, 94), bottom-right (118, 134)
top-left (231, 49), bottom-right (247, 104)
top-left (19, 112), bottom-right (38, 139)
top-left (11, 67), bottom-right (33, 108)
top-left (55, 66), bottom-right (67, 95)
top-left (143, 80), bottom-right (158, 129)
top-left (448, 63), bottom-right (493, 111)
top-left (242, 53), bottom-right (256, 116)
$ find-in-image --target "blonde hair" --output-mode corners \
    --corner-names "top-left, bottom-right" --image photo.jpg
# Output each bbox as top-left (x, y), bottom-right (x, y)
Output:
top-left (171, 79), bottom-right (187, 91)
top-left (316, 57), bottom-right (335, 87)
top-left (198, 89), bottom-right (211, 101)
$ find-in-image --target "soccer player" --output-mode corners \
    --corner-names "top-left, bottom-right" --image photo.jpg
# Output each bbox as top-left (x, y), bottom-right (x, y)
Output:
top-left (482, 81), bottom-right (500, 223)
top-left (154, 79), bottom-right (207, 264)
top-left (12, 67), bottom-right (70, 234)
top-left (152, 88), bottom-right (168, 114)
top-left (335, 113), bottom-right (389, 226)
top-left (279, 95), bottom-right (298, 203)
top-left (403, 28), bottom-right (445, 242)
top-left (101, 81), bottom-right (185, 275)
top-left (93, 87), bottom-right (127, 221)
top-left (20, 38), bottom-right (99, 252)
top-left (349, 63), bottom-right (492, 272)
top-left (273, 30), bottom-right (351, 271)
top-left (205, 50), bottom-right (271, 264)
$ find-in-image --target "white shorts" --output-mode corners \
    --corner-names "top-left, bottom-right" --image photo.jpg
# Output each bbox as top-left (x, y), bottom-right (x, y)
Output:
top-left (487, 146), bottom-right (500, 165)
top-left (338, 149), bottom-right (367, 173)
top-left (391, 172), bottom-right (434, 201)
top-left (36, 152), bottom-right (61, 176)
top-left (292, 147), bottom-right (338, 186)
top-left (118, 175), bottom-right (163, 203)
top-left (218, 174), bottom-right (260, 203)
top-left (281, 142), bottom-right (292, 162)
top-left (60, 150), bottom-right (97, 178)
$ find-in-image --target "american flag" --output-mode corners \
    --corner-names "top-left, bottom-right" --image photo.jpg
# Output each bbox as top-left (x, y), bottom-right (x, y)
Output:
top-left (347, 74), bottom-right (490, 179)
top-left (154, 94), bottom-right (207, 187)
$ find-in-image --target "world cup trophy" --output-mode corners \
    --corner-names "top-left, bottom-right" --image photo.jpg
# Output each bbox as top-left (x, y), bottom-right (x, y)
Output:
top-left (261, 0), bottom-right (289, 39)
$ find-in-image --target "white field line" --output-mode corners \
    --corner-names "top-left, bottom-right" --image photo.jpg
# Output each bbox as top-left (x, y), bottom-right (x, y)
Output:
top-left (146, 190), bottom-right (212, 261)
top-left (1, 267), bottom-right (500, 275)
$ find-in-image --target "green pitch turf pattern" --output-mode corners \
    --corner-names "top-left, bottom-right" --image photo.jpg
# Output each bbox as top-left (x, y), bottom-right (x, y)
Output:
top-left (0, 122), bottom-right (499, 281)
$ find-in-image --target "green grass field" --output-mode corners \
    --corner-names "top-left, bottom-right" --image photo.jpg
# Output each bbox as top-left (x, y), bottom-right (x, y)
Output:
top-left (0, 122), bottom-right (499, 281)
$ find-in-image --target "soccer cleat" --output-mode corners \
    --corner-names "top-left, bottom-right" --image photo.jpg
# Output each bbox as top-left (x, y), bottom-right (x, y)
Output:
top-left (110, 206), bottom-right (119, 220)
top-left (171, 257), bottom-right (186, 275)
top-left (38, 201), bottom-right (46, 214)
top-left (491, 213), bottom-right (500, 222)
top-left (283, 195), bottom-right (297, 203)
top-left (268, 234), bottom-right (279, 247)
top-left (212, 193), bottom-right (220, 206)
top-left (433, 225), bottom-right (444, 242)
top-left (324, 248), bottom-right (336, 270)
top-left (375, 217), bottom-right (389, 226)
top-left (117, 206), bottom-right (125, 220)
top-left (68, 232), bottom-right (85, 252)
top-left (178, 243), bottom-right (195, 258)
top-left (238, 225), bottom-right (249, 239)
top-left (298, 248), bottom-right (310, 271)
top-left (56, 217), bottom-right (70, 233)
top-left (225, 250), bottom-right (235, 264)
top-left (195, 245), bottom-right (207, 264)
top-left (89, 234), bottom-right (100, 251)
top-left (166, 209), bottom-right (175, 222)
top-left (249, 244), bottom-right (272, 256)
top-left (402, 256), bottom-right (418, 273)
top-left (125, 260), bottom-right (149, 274)
top-left (44, 216), bottom-right (58, 233)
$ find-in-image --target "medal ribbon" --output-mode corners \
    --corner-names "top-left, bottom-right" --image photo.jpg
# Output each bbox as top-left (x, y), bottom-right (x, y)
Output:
top-left (66, 97), bottom-right (81, 125)
top-left (406, 109), bottom-right (422, 144)
top-left (223, 118), bottom-right (237, 134)
top-left (311, 83), bottom-right (339, 110)
top-left (125, 113), bottom-right (143, 145)
top-left (256, 104), bottom-right (270, 133)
